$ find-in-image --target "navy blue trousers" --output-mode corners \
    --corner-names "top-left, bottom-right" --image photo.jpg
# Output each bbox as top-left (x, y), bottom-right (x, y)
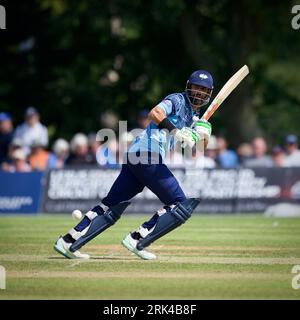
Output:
top-left (73, 156), bottom-right (187, 234)
top-left (102, 161), bottom-right (186, 208)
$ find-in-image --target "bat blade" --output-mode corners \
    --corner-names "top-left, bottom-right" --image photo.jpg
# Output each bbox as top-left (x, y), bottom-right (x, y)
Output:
top-left (201, 65), bottom-right (249, 121)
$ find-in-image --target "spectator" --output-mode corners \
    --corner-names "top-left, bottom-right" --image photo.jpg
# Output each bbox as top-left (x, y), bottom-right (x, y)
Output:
top-left (28, 140), bottom-right (56, 170)
top-left (52, 139), bottom-right (69, 169)
top-left (284, 134), bottom-right (300, 167)
top-left (3, 149), bottom-right (31, 172)
top-left (88, 133), bottom-right (119, 167)
top-left (137, 109), bottom-right (150, 129)
top-left (88, 133), bottom-right (100, 163)
top-left (216, 136), bottom-right (239, 168)
top-left (119, 131), bottom-right (134, 156)
top-left (166, 149), bottom-right (185, 168)
top-left (66, 133), bottom-right (96, 166)
top-left (100, 111), bottom-right (119, 131)
top-left (205, 135), bottom-right (218, 163)
top-left (174, 135), bottom-right (219, 169)
top-left (96, 139), bottom-right (119, 167)
top-left (237, 142), bottom-right (253, 165)
top-left (0, 112), bottom-right (14, 164)
top-left (193, 148), bottom-right (216, 169)
top-left (1, 138), bottom-right (23, 171)
top-left (108, 139), bottom-right (119, 164)
top-left (271, 145), bottom-right (285, 167)
top-left (243, 137), bottom-right (272, 167)
top-left (14, 107), bottom-right (48, 155)
top-left (8, 138), bottom-right (23, 158)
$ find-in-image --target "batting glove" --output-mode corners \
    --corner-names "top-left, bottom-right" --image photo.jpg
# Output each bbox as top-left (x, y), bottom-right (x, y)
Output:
top-left (174, 127), bottom-right (200, 148)
top-left (193, 120), bottom-right (212, 144)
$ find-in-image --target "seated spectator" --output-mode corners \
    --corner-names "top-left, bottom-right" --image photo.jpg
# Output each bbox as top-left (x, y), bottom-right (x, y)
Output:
top-left (243, 137), bottom-right (273, 167)
top-left (119, 131), bottom-right (134, 158)
top-left (108, 139), bottom-right (119, 165)
top-left (1, 138), bottom-right (23, 171)
top-left (52, 139), bottom-right (69, 169)
top-left (216, 136), bottom-right (239, 168)
top-left (284, 134), bottom-right (300, 167)
top-left (14, 107), bottom-right (48, 156)
top-left (171, 136), bottom-right (218, 169)
top-left (0, 112), bottom-right (14, 164)
top-left (28, 140), bottom-right (56, 170)
top-left (88, 133), bottom-right (100, 163)
top-left (3, 149), bottom-right (31, 172)
top-left (165, 149), bottom-right (186, 168)
top-left (66, 133), bottom-right (96, 166)
top-left (237, 143), bottom-right (253, 165)
top-left (165, 148), bottom-right (215, 169)
top-left (137, 109), bottom-right (150, 129)
top-left (205, 135), bottom-right (218, 164)
top-left (193, 149), bottom-right (216, 169)
top-left (271, 145), bottom-right (285, 167)
top-left (96, 139), bottom-right (119, 167)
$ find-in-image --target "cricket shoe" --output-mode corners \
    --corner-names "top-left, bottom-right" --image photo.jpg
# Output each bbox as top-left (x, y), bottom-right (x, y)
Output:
top-left (54, 236), bottom-right (90, 259)
top-left (122, 233), bottom-right (156, 260)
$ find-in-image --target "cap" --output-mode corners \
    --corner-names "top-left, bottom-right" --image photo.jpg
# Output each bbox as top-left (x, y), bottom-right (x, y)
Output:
top-left (0, 112), bottom-right (11, 122)
top-left (25, 107), bottom-right (38, 117)
top-left (272, 145), bottom-right (283, 155)
top-left (285, 134), bottom-right (298, 144)
top-left (188, 70), bottom-right (214, 90)
top-left (53, 139), bottom-right (69, 154)
top-left (70, 133), bottom-right (88, 152)
top-left (12, 149), bottom-right (26, 161)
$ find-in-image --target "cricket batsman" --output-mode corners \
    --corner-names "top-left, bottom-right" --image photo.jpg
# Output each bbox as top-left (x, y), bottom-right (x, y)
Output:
top-left (54, 70), bottom-right (214, 260)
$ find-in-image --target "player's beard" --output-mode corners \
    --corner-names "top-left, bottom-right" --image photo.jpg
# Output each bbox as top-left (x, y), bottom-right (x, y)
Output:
top-left (186, 86), bottom-right (212, 110)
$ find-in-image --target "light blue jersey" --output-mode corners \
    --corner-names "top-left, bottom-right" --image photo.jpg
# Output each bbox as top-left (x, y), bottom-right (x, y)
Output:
top-left (128, 92), bottom-right (195, 159)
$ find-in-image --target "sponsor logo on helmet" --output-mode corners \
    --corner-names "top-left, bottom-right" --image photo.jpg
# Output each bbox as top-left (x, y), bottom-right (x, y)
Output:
top-left (199, 73), bottom-right (208, 79)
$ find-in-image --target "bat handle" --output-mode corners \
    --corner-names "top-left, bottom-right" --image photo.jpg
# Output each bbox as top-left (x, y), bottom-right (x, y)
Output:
top-left (192, 115), bottom-right (200, 122)
top-left (192, 114), bottom-right (209, 123)
top-left (201, 114), bottom-right (209, 121)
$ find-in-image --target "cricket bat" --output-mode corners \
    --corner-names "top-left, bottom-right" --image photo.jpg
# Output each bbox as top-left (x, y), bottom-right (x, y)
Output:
top-left (196, 65), bottom-right (249, 122)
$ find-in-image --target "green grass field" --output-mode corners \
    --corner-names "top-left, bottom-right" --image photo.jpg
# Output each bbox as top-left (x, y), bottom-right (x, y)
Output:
top-left (0, 214), bottom-right (300, 300)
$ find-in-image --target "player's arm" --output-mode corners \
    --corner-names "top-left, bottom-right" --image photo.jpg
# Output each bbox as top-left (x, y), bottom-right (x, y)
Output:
top-left (149, 103), bottom-right (179, 133)
top-left (149, 105), bottom-right (168, 126)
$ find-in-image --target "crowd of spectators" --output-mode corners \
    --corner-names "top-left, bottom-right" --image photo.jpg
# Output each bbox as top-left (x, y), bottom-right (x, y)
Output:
top-left (179, 134), bottom-right (300, 169)
top-left (1, 107), bottom-right (300, 172)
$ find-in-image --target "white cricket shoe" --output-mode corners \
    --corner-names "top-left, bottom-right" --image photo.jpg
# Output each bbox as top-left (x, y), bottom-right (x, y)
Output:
top-left (54, 236), bottom-right (90, 259)
top-left (122, 234), bottom-right (156, 260)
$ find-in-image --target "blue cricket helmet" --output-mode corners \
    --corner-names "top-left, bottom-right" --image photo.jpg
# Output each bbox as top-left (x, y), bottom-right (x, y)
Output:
top-left (186, 70), bottom-right (214, 109)
top-left (188, 70), bottom-right (214, 89)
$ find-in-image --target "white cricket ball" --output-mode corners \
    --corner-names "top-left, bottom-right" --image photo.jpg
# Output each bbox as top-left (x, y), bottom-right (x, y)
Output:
top-left (72, 209), bottom-right (83, 220)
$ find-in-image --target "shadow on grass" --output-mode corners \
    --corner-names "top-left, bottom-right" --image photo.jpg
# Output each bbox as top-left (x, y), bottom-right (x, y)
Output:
top-left (48, 256), bottom-right (138, 261)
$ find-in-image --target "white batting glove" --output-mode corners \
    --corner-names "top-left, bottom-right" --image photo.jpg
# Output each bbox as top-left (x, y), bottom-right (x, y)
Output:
top-left (193, 119), bottom-right (212, 144)
top-left (174, 127), bottom-right (200, 148)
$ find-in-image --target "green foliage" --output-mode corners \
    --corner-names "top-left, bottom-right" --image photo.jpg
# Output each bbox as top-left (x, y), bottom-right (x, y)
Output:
top-left (0, 0), bottom-right (299, 146)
